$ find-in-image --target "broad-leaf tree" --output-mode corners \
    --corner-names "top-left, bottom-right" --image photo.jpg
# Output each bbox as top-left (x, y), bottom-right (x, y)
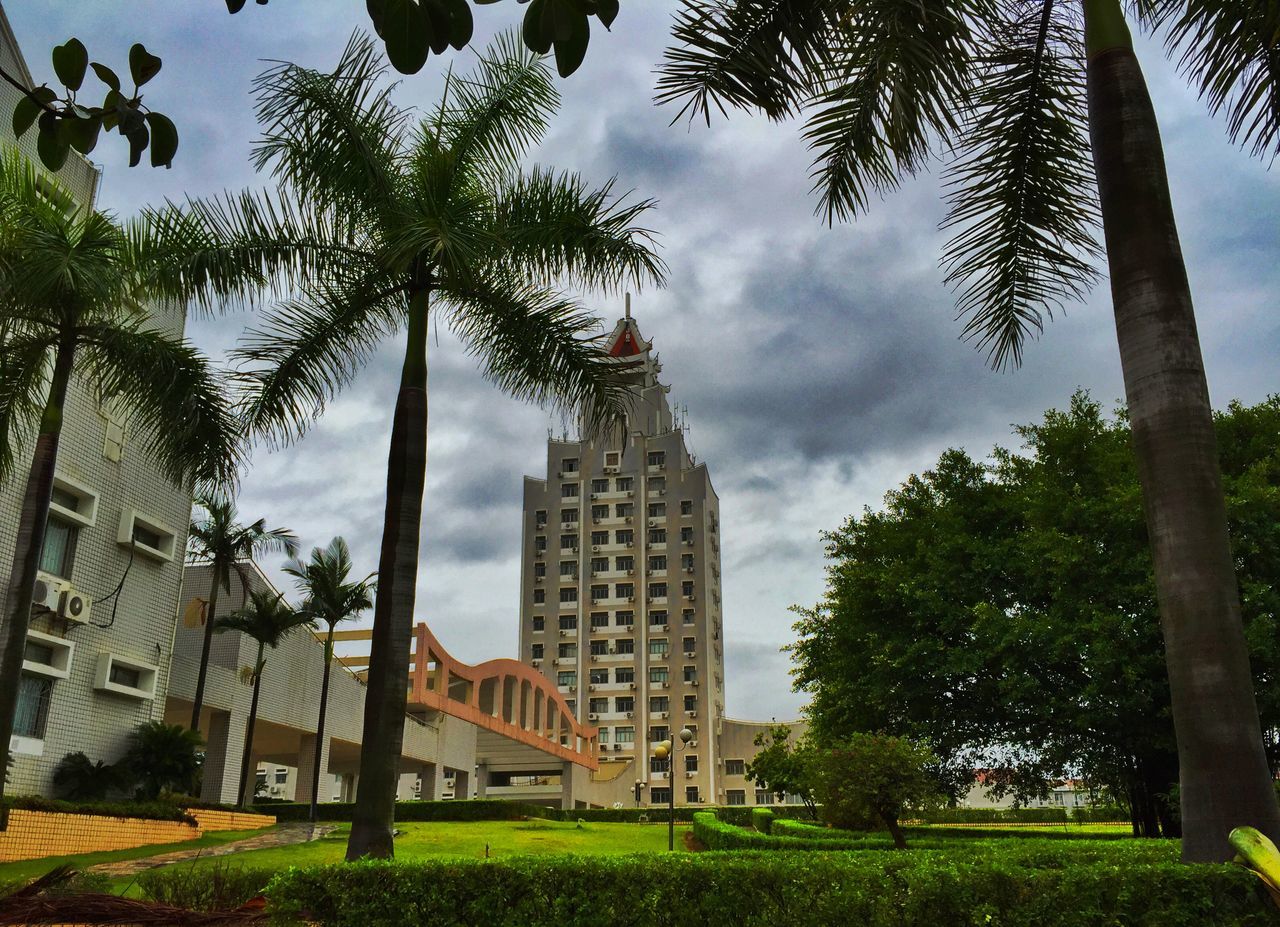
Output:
top-left (186, 492), bottom-right (298, 732)
top-left (145, 31), bottom-right (664, 859)
top-left (0, 148), bottom-right (239, 808)
top-left (745, 724), bottom-right (819, 817)
top-left (658, 0), bottom-right (1280, 861)
top-left (215, 589), bottom-right (312, 805)
top-left (283, 536), bottom-right (375, 822)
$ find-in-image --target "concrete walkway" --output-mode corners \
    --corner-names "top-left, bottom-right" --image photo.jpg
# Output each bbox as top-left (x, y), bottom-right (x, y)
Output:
top-left (89, 823), bottom-right (338, 878)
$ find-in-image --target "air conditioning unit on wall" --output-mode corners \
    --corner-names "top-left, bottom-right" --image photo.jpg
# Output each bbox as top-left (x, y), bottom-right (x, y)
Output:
top-left (31, 573), bottom-right (66, 613)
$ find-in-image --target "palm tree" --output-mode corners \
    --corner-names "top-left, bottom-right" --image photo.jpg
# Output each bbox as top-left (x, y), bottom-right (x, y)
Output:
top-left (657, 0), bottom-right (1280, 864)
top-left (215, 589), bottom-right (312, 806)
top-left (186, 492), bottom-right (298, 732)
top-left (144, 31), bottom-right (664, 859)
top-left (0, 148), bottom-right (240, 808)
top-left (283, 537), bottom-right (375, 823)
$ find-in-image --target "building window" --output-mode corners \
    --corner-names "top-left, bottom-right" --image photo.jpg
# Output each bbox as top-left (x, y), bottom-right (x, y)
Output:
top-left (118, 509), bottom-right (177, 561)
top-left (685, 754), bottom-right (698, 772)
top-left (617, 477), bottom-right (634, 491)
top-left (683, 665), bottom-right (697, 683)
top-left (560, 560), bottom-right (578, 577)
top-left (650, 756), bottom-right (670, 773)
top-left (683, 609), bottom-right (695, 625)
top-left (532, 616), bottom-right (545, 632)
top-left (755, 789), bottom-right (773, 804)
top-left (682, 581), bottom-right (695, 597)
top-left (275, 768), bottom-right (289, 784)
top-left (615, 696), bottom-right (634, 713)
top-left (561, 509), bottom-right (579, 524)
top-left (606, 452), bottom-right (620, 466)
top-left (559, 588), bottom-right (578, 604)
top-left (591, 506), bottom-right (609, 522)
top-left (650, 667), bottom-right (669, 684)
top-left (616, 556), bottom-right (634, 572)
top-left (590, 640), bottom-right (608, 656)
top-left (616, 638), bottom-right (635, 654)
top-left (559, 615), bottom-right (578, 630)
top-left (650, 696), bottom-right (669, 713)
top-left (616, 502), bottom-right (634, 518)
top-left (564, 699), bottom-right (576, 713)
top-left (726, 790), bottom-right (746, 806)
top-left (589, 668), bottom-right (609, 684)
top-left (650, 725), bottom-right (669, 743)
top-left (681, 527), bottom-right (695, 543)
top-left (683, 637), bottom-right (696, 654)
top-left (616, 583), bottom-right (634, 599)
top-left (588, 697), bottom-right (607, 713)
top-left (591, 478), bottom-right (609, 493)
top-left (533, 589), bottom-right (546, 604)
top-left (648, 451), bottom-right (665, 467)
top-left (560, 534), bottom-right (578, 551)
top-left (650, 638), bottom-right (669, 656)
top-left (590, 612), bottom-right (609, 628)
top-left (39, 518), bottom-right (77, 578)
top-left (534, 562), bottom-right (547, 578)
top-left (562, 458), bottom-right (579, 473)
top-left (531, 644), bottom-right (544, 659)
top-left (615, 610), bottom-right (634, 626)
top-left (590, 556), bottom-right (609, 572)
top-left (725, 759), bottom-right (746, 776)
top-left (557, 671), bottom-right (576, 687)
top-left (649, 476), bottom-right (665, 492)
top-left (648, 529), bottom-right (667, 544)
top-left (648, 503), bottom-right (666, 518)
top-left (681, 500), bottom-right (693, 516)
top-left (591, 531), bottom-right (609, 546)
top-left (651, 787), bottom-right (670, 804)
top-left (684, 695), bottom-right (697, 712)
top-left (558, 643), bottom-right (577, 658)
top-left (615, 726), bottom-right (635, 744)
top-left (535, 509), bottom-right (548, 527)
top-left (617, 530), bottom-right (634, 546)
top-left (686, 786), bottom-right (700, 802)
top-left (649, 582), bottom-right (667, 599)
top-left (616, 667), bottom-right (635, 683)
top-left (14, 674), bottom-right (52, 738)
top-left (561, 483), bottom-right (579, 498)
top-left (681, 553), bottom-right (695, 570)
top-left (650, 610), bottom-right (668, 627)
top-left (598, 727), bottom-right (610, 743)
top-left (590, 584), bottom-right (609, 601)
top-left (649, 555), bottom-right (667, 572)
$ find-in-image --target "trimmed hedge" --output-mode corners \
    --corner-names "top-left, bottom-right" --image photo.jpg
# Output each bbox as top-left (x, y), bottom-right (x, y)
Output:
top-left (253, 799), bottom-right (816, 825)
top-left (0, 795), bottom-right (197, 826)
top-left (265, 851), bottom-right (1278, 927)
top-left (918, 806), bottom-right (1070, 825)
top-left (750, 807), bottom-right (774, 833)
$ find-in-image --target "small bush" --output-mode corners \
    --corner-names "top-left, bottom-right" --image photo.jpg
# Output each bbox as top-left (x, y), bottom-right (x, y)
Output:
top-left (139, 862), bottom-right (276, 911)
top-left (52, 753), bottom-right (121, 802)
top-left (266, 849), bottom-right (1276, 927)
top-left (750, 807), bottom-right (774, 833)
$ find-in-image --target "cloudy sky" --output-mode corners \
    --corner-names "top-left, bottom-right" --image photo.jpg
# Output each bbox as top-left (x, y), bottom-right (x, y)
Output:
top-left (9, 2), bottom-right (1280, 721)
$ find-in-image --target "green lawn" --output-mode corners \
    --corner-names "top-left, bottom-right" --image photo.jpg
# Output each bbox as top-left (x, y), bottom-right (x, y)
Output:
top-left (0, 827), bottom-right (274, 886)
top-left (168, 820), bottom-right (692, 874)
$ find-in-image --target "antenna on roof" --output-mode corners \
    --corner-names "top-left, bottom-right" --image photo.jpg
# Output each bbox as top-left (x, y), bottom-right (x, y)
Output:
top-left (625, 293), bottom-right (631, 319)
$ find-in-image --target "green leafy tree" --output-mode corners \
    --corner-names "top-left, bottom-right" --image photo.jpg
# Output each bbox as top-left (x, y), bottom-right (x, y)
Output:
top-left (283, 537), bottom-right (375, 823)
top-left (51, 752), bottom-right (121, 801)
top-left (814, 734), bottom-right (941, 849)
top-left (186, 493), bottom-right (298, 733)
top-left (745, 724), bottom-right (819, 817)
top-left (0, 149), bottom-right (240, 809)
top-left (791, 393), bottom-right (1280, 840)
top-left (145, 31), bottom-right (663, 859)
top-left (215, 590), bottom-right (313, 806)
top-left (121, 722), bottom-right (204, 800)
top-left (658, 0), bottom-right (1280, 861)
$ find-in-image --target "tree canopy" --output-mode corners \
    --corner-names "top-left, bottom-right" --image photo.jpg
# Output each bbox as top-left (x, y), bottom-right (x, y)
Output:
top-left (790, 392), bottom-right (1280, 837)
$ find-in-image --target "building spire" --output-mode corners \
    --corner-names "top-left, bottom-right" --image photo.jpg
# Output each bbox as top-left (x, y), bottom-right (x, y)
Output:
top-left (625, 292), bottom-right (631, 319)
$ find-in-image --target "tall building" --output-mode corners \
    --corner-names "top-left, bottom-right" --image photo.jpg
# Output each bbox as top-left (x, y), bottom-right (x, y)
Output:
top-left (518, 306), bottom-right (728, 806)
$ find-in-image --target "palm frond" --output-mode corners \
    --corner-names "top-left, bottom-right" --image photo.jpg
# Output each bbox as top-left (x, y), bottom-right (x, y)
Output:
top-left (136, 189), bottom-right (375, 315)
top-left (284, 536), bottom-right (375, 628)
top-left (232, 270), bottom-right (408, 446)
top-left (656, 0), bottom-right (846, 123)
top-left (253, 31), bottom-right (409, 224)
top-left (802, 0), bottom-right (981, 223)
top-left (488, 168), bottom-right (667, 294)
top-left (216, 588), bottom-right (310, 649)
top-left (438, 30), bottom-right (559, 185)
top-left (76, 321), bottom-right (244, 490)
top-left (1154, 0), bottom-right (1280, 158)
top-left (940, 0), bottom-right (1101, 369)
top-left (0, 326), bottom-right (54, 482)
top-left (439, 275), bottom-right (633, 434)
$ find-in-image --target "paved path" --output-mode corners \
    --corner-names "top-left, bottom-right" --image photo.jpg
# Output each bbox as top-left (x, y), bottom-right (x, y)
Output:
top-left (88, 823), bottom-right (337, 878)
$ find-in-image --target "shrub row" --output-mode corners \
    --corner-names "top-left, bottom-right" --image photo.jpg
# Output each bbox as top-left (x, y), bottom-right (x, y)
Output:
top-left (253, 799), bottom-right (818, 825)
top-left (264, 851), bottom-right (1277, 927)
top-left (0, 795), bottom-right (197, 826)
top-left (915, 805), bottom-right (1130, 825)
top-left (750, 807), bottom-right (774, 833)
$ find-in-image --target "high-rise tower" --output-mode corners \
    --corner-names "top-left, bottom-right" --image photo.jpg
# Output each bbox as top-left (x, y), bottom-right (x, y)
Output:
top-left (517, 306), bottom-right (727, 806)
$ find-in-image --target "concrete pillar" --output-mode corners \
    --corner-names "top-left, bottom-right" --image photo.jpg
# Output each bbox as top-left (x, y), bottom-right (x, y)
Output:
top-left (561, 760), bottom-right (583, 811)
top-left (201, 708), bottom-right (249, 805)
top-left (339, 772), bottom-right (359, 802)
top-left (294, 734), bottom-right (331, 806)
top-left (418, 762), bottom-right (443, 801)
top-left (452, 768), bottom-right (470, 799)
top-left (474, 763), bottom-right (489, 798)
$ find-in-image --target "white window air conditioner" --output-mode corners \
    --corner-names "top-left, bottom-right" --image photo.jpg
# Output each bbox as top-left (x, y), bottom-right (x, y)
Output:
top-left (588, 712), bottom-right (598, 720)
top-left (686, 567), bottom-right (695, 574)
top-left (61, 587), bottom-right (90, 624)
top-left (32, 573), bottom-right (67, 613)
top-left (647, 519), bottom-right (657, 527)
top-left (592, 545), bottom-right (601, 552)
top-left (627, 596), bottom-right (635, 602)
top-left (625, 624), bottom-right (633, 631)
top-left (626, 711), bottom-right (634, 718)
top-left (612, 743), bottom-right (621, 751)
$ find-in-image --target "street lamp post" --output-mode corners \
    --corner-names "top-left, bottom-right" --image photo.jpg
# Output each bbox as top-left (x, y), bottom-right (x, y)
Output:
top-left (653, 727), bottom-right (694, 852)
top-left (634, 779), bottom-right (644, 807)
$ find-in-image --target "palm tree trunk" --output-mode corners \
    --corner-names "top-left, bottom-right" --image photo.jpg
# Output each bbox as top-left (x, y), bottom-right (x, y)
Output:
top-left (0, 340), bottom-right (76, 814)
top-left (310, 624), bottom-right (335, 823)
top-left (189, 578), bottom-right (222, 731)
top-left (237, 644), bottom-right (265, 807)
top-left (347, 289), bottom-right (430, 861)
top-left (1084, 0), bottom-right (1280, 861)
